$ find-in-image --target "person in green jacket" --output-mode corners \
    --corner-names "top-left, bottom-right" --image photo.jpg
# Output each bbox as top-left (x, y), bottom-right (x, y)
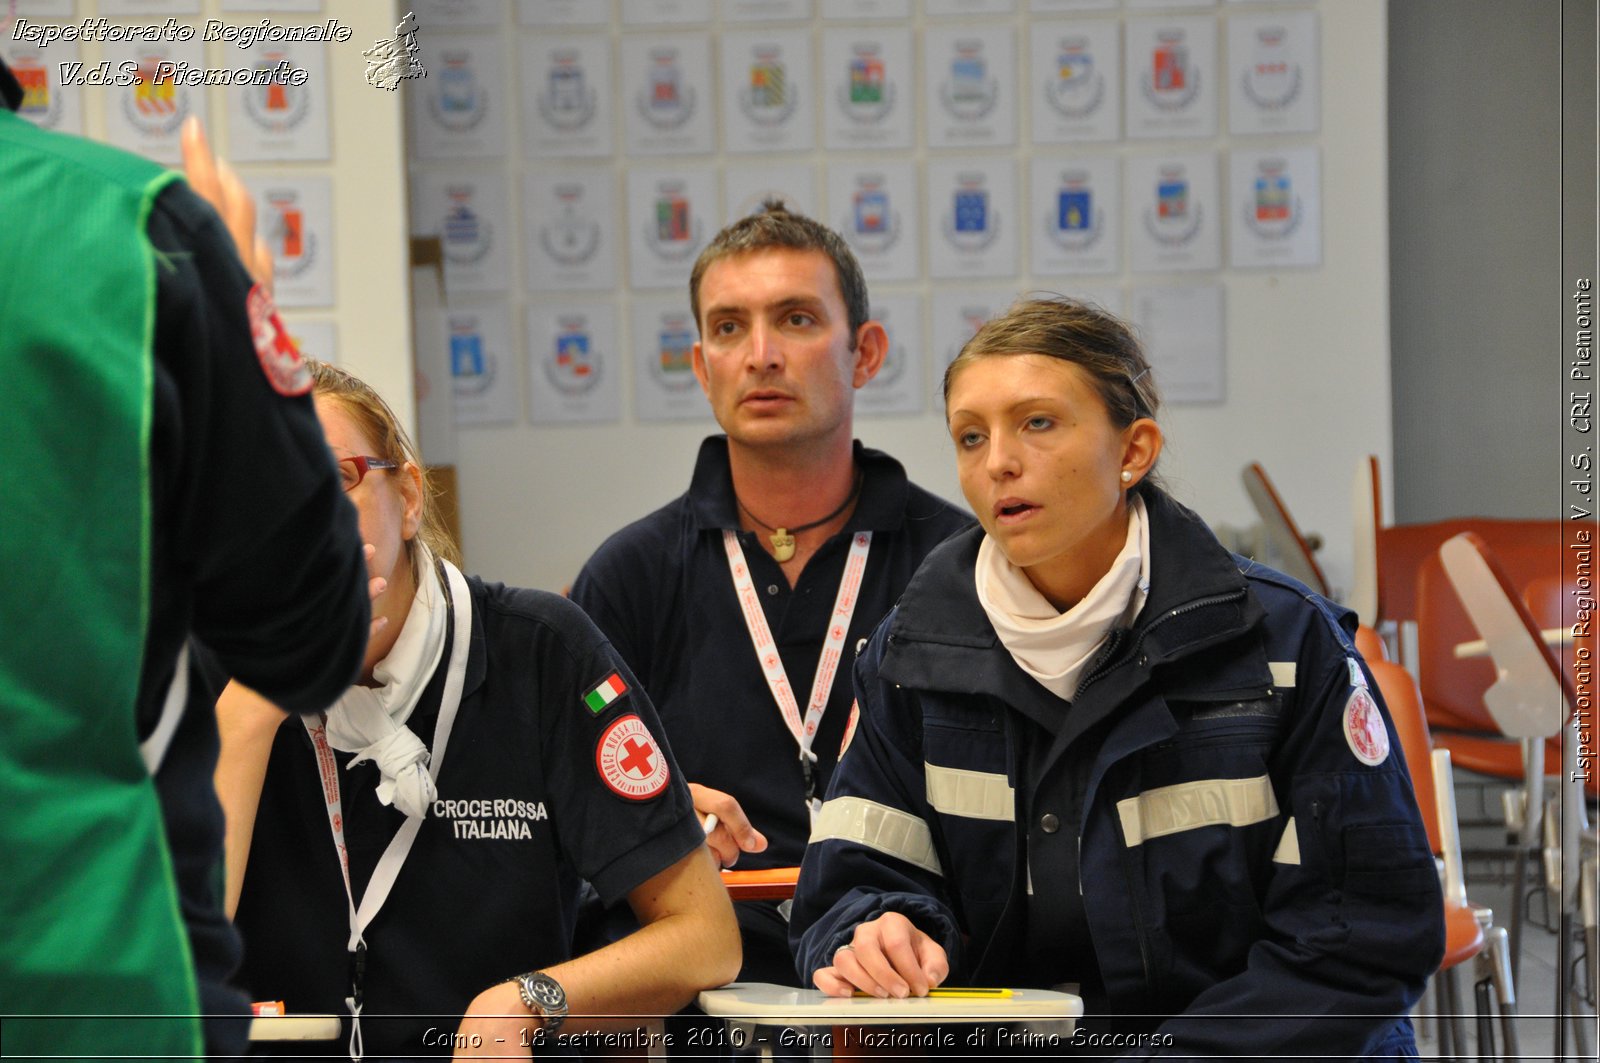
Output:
top-left (0, 62), bottom-right (371, 1061)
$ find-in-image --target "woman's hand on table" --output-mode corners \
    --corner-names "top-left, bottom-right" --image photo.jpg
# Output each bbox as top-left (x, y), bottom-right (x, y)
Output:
top-left (813, 912), bottom-right (949, 999)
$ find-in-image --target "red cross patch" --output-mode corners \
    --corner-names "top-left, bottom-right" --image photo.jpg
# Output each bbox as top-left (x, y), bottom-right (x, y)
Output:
top-left (595, 714), bottom-right (670, 800)
top-left (1342, 686), bottom-right (1390, 767)
top-left (839, 699), bottom-right (861, 758)
top-left (247, 283), bottom-right (312, 396)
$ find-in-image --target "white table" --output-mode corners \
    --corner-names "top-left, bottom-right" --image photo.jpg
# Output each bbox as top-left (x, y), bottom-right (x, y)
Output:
top-left (247, 1013), bottom-right (341, 1041)
top-left (698, 982), bottom-right (1082, 1059)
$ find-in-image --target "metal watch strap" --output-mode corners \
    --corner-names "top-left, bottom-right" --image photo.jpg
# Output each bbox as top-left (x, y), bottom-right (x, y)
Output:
top-left (513, 971), bottom-right (567, 1036)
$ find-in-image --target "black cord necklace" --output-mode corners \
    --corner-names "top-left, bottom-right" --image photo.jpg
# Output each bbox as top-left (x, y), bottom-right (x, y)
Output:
top-left (736, 469), bottom-right (863, 562)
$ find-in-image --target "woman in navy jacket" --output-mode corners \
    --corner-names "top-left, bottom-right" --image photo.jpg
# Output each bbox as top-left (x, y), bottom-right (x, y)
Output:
top-left (790, 297), bottom-right (1443, 1058)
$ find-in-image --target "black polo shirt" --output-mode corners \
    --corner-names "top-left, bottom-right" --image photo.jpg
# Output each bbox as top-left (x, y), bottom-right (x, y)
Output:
top-left (236, 578), bottom-right (703, 1057)
top-left (572, 436), bottom-right (972, 872)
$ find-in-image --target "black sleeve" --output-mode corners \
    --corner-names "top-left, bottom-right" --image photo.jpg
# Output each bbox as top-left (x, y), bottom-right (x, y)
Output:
top-left (570, 532), bottom-right (657, 687)
top-left (142, 179), bottom-right (368, 718)
top-left (500, 588), bottom-right (703, 905)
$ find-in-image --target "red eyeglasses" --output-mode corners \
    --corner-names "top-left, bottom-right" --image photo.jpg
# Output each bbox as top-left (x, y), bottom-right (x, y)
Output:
top-left (337, 455), bottom-right (400, 492)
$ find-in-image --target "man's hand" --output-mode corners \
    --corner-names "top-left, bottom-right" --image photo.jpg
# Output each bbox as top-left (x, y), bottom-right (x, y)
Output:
top-left (688, 783), bottom-right (767, 868)
top-left (180, 115), bottom-right (274, 289)
top-left (362, 543), bottom-right (390, 641)
top-left (812, 912), bottom-right (949, 999)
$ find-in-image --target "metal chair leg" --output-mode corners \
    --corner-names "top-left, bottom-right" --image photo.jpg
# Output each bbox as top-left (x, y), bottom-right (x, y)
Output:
top-left (1477, 924), bottom-right (1520, 1059)
top-left (1583, 852), bottom-right (1598, 1009)
top-left (1428, 973), bottom-right (1451, 1058)
top-left (1434, 971), bottom-right (1452, 1060)
top-left (1568, 921), bottom-right (1594, 1061)
top-left (1440, 965), bottom-right (1469, 1062)
top-left (1472, 979), bottom-right (1494, 1061)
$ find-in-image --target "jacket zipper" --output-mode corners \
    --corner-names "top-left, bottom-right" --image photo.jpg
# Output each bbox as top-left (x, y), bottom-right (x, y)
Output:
top-left (1077, 587), bottom-right (1247, 999)
top-left (1076, 588), bottom-right (1248, 698)
top-left (1118, 831), bottom-right (1156, 993)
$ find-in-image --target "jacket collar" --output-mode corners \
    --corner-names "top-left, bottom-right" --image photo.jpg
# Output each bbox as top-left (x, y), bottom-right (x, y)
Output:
top-left (687, 434), bottom-right (913, 534)
top-left (881, 487), bottom-right (1267, 702)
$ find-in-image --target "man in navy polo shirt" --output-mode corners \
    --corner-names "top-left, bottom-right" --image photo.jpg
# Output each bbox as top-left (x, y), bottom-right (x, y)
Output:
top-left (572, 203), bottom-right (972, 985)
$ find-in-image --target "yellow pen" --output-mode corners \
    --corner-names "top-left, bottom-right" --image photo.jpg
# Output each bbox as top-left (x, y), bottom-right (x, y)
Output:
top-left (927, 987), bottom-right (1013, 999)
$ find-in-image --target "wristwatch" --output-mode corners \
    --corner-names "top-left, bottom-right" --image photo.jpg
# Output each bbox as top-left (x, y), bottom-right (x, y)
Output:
top-left (512, 971), bottom-right (568, 1036)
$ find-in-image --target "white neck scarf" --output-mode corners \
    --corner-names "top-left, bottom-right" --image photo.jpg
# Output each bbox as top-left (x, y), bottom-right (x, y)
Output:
top-left (324, 544), bottom-right (450, 819)
top-left (975, 495), bottom-right (1151, 702)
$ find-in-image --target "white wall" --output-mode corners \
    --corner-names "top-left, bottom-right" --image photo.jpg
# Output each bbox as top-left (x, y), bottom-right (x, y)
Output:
top-left (440, 0), bottom-right (1392, 600)
top-left (313, 3), bottom-right (414, 428)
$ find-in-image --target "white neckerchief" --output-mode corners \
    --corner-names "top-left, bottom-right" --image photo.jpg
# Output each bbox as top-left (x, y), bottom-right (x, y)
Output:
top-left (976, 495), bottom-right (1150, 702)
top-left (303, 556), bottom-right (473, 1063)
top-left (324, 544), bottom-right (448, 819)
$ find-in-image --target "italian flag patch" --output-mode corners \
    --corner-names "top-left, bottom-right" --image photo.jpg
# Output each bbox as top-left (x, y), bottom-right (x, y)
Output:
top-left (583, 672), bottom-right (628, 714)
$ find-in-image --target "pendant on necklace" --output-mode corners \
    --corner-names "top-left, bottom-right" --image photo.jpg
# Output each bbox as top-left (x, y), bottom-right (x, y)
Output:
top-left (770, 530), bottom-right (796, 562)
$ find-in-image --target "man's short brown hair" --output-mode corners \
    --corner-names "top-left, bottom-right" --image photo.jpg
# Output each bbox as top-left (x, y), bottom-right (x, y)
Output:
top-left (688, 200), bottom-right (870, 345)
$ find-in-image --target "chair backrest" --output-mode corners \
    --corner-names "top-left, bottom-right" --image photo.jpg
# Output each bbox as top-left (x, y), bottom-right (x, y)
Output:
top-left (1521, 574), bottom-right (1579, 686)
top-left (1377, 517), bottom-right (1560, 630)
top-left (1354, 622), bottom-right (1388, 663)
top-left (1416, 551), bottom-right (1501, 732)
top-left (1240, 462), bottom-right (1331, 597)
top-left (1437, 532), bottom-right (1571, 739)
top-left (1348, 455), bottom-right (1382, 626)
top-left (1409, 522), bottom-right (1560, 732)
top-left (1367, 657), bottom-right (1441, 857)
top-left (1349, 455), bottom-right (1560, 635)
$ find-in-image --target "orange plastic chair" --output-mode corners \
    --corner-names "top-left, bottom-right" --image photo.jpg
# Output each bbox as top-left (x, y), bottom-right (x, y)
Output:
top-left (1439, 534), bottom-right (1597, 1056)
top-left (1354, 623), bottom-right (1388, 664)
top-left (1349, 453), bottom-right (1559, 637)
top-left (1415, 540), bottom-right (1575, 787)
top-left (1368, 649), bottom-right (1519, 1057)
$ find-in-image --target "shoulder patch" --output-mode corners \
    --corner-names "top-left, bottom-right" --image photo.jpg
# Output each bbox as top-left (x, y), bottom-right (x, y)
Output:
top-left (839, 699), bottom-right (861, 758)
top-left (247, 283), bottom-right (312, 396)
top-left (583, 671), bottom-right (628, 714)
top-left (1342, 686), bottom-right (1390, 767)
top-left (595, 714), bottom-right (670, 800)
top-left (1347, 657), bottom-right (1368, 689)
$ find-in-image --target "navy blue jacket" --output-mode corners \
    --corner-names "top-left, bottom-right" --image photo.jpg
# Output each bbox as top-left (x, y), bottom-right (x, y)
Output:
top-left (792, 488), bottom-right (1443, 1058)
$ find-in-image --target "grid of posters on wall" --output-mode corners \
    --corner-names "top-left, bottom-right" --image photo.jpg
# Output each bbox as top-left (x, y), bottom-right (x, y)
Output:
top-left (390, 0), bottom-right (1323, 426)
top-left (11, 0), bottom-right (345, 349)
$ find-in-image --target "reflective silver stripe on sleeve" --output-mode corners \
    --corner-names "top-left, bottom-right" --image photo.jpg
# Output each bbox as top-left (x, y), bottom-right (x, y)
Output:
top-left (810, 797), bottom-right (943, 876)
top-left (1272, 817), bottom-right (1301, 865)
top-left (925, 763), bottom-right (1015, 821)
top-left (1116, 774), bottom-right (1280, 847)
top-left (1269, 662), bottom-right (1297, 687)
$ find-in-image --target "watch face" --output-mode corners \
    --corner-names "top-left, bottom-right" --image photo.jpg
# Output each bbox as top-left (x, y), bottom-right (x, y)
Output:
top-left (528, 976), bottom-right (564, 1011)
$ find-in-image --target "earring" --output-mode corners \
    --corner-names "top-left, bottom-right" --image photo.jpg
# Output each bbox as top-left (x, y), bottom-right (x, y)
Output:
top-left (1120, 470), bottom-right (1133, 483)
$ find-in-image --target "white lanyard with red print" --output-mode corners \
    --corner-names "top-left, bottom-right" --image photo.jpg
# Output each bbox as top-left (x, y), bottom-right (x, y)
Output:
top-left (302, 560), bottom-right (472, 1062)
top-left (722, 528), bottom-right (871, 819)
